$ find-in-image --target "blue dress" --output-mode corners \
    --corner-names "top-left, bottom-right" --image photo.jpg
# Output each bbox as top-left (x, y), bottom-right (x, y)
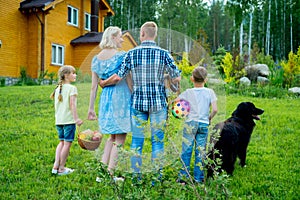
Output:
top-left (91, 51), bottom-right (131, 134)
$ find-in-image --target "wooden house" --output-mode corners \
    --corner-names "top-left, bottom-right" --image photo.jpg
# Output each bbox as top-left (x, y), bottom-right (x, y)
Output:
top-left (0, 0), bottom-right (137, 81)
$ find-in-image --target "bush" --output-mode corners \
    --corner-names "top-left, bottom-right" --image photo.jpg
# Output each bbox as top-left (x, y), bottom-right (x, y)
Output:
top-left (212, 46), bottom-right (227, 77)
top-left (37, 70), bottom-right (48, 85)
top-left (269, 66), bottom-right (284, 87)
top-left (176, 52), bottom-right (196, 78)
top-left (75, 67), bottom-right (92, 83)
top-left (0, 78), bottom-right (5, 87)
top-left (221, 53), bottom-right (246, 84)
top-left (255, 52), bottom-right (275, 70)
top-left (47, 72), bottom-right (56, 85)
top-left (281, 47), bottom-right (300, 87)
top-left (15, 66), bottom-right (37, 86)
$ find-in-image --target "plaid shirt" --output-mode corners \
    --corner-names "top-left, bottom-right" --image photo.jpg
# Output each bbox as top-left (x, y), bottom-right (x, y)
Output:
top-left (118, 40), bottom-right (181, 112)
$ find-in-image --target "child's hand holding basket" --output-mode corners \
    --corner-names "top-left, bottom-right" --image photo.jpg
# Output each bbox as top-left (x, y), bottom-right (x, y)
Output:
top-left (78, 120), bottom-right (102, 151)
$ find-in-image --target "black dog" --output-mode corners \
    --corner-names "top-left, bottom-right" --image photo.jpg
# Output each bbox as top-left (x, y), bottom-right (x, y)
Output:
top-left (207, 102), bottom-right (264, 177)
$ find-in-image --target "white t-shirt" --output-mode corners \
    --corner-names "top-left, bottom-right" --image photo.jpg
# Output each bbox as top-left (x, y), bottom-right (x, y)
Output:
top-left (54, 83), bottom-right (78, 125)
top-left (178, 87), bottom-right (217, 124)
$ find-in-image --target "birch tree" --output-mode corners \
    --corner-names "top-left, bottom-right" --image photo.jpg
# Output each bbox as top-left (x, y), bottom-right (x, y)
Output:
top-left (248, 5), bottom-right (254, 63)
top-left (289, 0), bottom-right (293, 52)
top-left (265, 0), bottom-right (271, 55)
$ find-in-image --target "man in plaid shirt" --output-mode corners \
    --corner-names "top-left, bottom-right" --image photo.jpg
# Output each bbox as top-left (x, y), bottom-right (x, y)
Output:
top-left (101, 21), bottom-right (181, 176)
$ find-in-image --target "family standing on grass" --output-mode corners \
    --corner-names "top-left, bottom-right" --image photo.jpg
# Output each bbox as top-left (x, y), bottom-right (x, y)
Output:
top-left (50, 21), bottom-right (218, 184)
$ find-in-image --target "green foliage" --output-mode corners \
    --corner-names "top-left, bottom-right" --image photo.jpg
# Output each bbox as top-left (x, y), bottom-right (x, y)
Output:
top-left (196, 28), bottom-right (211, 53)
top-left (38, 70), bottom-right (48, 85)
top-left (224, 83), bottom-right (298, 99)
top-left (0, 78), bottom-right (5, 87)
top-left (222, 52), bottom-right (234, 83)
top-left (75, 67), bottom-right (92, 83)
top-left (16, 66), bottom-right (37, 86)
top-left (0, 84), bottom-right (299, 199)
top-left (221, 52), bottom-right (246, 84)
top-left (212, 46), bottom-right (227, 77)
top-left (176, 52), bottom-right (201, 79)
top-left (269, 66), bottom-right (285, 87)
top-left (47, 72), bottom-right (56, 85)
top-left (256, 52), bottom-right (275, 70)
top-left (280, 47), bottom-right (300, 87)
top-left (250, 42), bottom-right (260, 64)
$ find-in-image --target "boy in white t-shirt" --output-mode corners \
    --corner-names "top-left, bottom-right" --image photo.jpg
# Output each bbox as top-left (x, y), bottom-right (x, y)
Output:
top-left (177, 66), bottom-right (217, 184)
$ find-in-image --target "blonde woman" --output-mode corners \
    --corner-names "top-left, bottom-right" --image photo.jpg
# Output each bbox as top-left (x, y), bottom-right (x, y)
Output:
top-left (88, 26), bottom-right (132, 176)
top-left (50, 65), bottom-right (83, 175)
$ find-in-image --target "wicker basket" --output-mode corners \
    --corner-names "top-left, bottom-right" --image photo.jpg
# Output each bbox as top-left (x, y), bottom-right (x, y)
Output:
top-left (78, 129), bottom-right (102, 151)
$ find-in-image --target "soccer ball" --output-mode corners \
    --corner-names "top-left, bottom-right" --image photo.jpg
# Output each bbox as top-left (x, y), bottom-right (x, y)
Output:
top-left (172, 99), bottom-right (190, 118)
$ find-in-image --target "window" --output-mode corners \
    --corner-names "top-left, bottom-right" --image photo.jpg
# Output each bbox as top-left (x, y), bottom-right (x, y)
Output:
top-left (85, 13), bottom-right (91, 31)
top-left (67, 5), bottom-right (78, 26)
top-left (52, 44), bottom-right (64, 66)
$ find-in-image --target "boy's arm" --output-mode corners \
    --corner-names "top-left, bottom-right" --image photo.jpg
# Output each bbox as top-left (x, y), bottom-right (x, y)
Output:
top-left (70, 95), bottom-right (83, 126)
top-left (209, 101), bottom-right (218, 124)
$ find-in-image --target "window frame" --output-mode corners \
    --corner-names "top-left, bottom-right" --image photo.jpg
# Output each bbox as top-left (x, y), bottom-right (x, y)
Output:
top-left (67, 5), bottom-right (79, 27)
top-left (85, 12), bottom-right (91, 31)
top-left (51, 44), bottom-right (65, 66)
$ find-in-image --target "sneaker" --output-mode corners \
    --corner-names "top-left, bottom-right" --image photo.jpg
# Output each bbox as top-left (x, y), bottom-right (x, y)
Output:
top-left (58, 168), bottom-right (74, 176)
top-left (113, 176), bottom-right (124, 182)
top-left (51, 168), bottom-right (58, 174)
top-left (96, 177), bottom-right (102, 183)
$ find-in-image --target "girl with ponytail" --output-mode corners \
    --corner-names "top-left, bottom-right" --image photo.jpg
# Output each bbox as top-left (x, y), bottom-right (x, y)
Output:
top-left (50, 65), bottom-right (83, 175)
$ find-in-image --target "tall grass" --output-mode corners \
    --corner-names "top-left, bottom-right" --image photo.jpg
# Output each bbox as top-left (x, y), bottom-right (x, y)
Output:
top-left (0, 84), bottom-right (299, 199)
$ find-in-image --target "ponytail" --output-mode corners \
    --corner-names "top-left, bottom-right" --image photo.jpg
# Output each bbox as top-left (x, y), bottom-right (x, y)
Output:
top-left (50, 85), bottom-right (58, 100)
top-left (58, 81), bottom-right (63, 102)
top-left (49, 80), bottom-right (63, 102)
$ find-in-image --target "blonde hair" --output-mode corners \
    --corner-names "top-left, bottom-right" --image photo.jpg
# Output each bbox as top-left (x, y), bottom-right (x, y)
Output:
top-left (141, 21), bottom-right (157, 38)
top-left (50, 65), bottom-right (76, 102)
top-left (99, 26), bottom-right (122, 49)
top-left (192, 66), bottom-right (207, 83)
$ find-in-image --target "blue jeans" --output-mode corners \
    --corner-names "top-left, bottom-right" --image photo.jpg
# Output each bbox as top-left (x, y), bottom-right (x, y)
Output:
top-left (179, 121), bottom-right (208, 182)
top-left (56, 124), bottom-right (76, 142)
top-left (130, 108), bottom-right (167, 173)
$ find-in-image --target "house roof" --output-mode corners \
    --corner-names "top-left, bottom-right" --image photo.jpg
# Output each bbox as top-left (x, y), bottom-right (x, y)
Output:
top-left (19, 0), bottom-right (114, 15)
top-left (19, 0), bottom-right (54, 12)
top-left (100, 0), bottom-right (114, 16)
top-left (70, 31), bottom-right (138, 46)
top-left (71, 32), bottom-right (104, 45)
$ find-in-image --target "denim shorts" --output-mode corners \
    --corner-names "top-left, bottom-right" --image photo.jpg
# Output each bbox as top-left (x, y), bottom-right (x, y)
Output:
top-left (56, 124), bottom-right (76, 142)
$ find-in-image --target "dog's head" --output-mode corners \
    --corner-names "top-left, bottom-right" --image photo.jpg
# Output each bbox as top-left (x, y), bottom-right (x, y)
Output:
top-left (232, 102), bottom-right (264, 121)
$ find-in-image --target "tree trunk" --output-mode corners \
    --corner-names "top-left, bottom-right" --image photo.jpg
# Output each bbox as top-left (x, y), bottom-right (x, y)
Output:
top-left (127, 6), bottom-right (130, 30)
top-left (248, 11), bottom-right (253, 63)
top-left (290, 0), bottom-right (293, 52)
top-left (265, 0), bottom-right (271, 55)
top-left (239, 20), bottom-right (243, 56)
top-left (283, 0), bottom-right (286, 57)
top-left (233, 19), bottom-right (236, 49)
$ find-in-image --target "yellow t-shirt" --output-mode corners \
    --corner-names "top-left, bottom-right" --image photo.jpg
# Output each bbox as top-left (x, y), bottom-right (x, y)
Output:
top-left (54, 84), bottom-right (78, 125)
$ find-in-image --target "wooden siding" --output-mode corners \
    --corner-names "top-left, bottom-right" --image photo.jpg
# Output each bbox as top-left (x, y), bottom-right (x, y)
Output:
top-left (73, 44), bottom-right (100, 75)
top-left (0, 0), bottom-right (132, 79)
top-left (0, 0), bottom-right (28, 78)
top-left (72, 33), bottom-right (137, 76)
top-left (27, 14), bottom-right (41, 78)
top-left (45, 0), bottom-right (88, 75)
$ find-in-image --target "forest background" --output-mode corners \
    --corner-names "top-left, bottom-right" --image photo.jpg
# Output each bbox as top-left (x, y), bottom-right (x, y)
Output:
top-left (104, 0), bottom-right (300, 62)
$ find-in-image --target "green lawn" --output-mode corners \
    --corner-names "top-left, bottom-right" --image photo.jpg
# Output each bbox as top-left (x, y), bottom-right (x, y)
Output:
top-left (0, 83), bottom-right (299, 199)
